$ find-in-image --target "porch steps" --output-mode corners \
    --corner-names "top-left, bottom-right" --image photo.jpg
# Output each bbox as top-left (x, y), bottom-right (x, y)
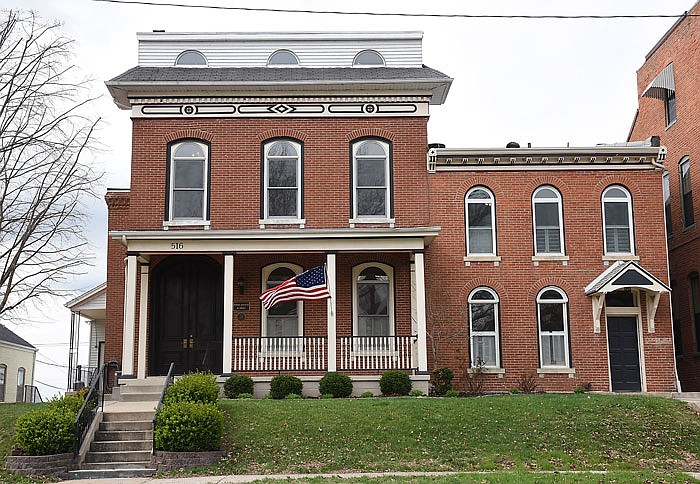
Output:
top-left (69, 379), bottom-right (161, 480)
top-left (673, 392), bottom-right (700, 413)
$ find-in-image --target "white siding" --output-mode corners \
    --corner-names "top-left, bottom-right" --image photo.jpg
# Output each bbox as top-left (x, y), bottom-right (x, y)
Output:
top-left (88, 320), bottom-right (105, 368)
top-left (0, 344), bottom-right (35, 403)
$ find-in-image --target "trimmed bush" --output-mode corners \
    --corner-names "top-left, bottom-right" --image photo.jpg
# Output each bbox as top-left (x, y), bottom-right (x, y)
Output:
top-left (47, 393), bottom-right (88, 414)
top-left (430, 367), bottom-right (454, 396)
top-left (380, 370), bottom-right (412, 396)
top-left (223, 374), bottom-right (254, 398)
top-left (445, 389), bottom-right (459, 398)
top-left (360, 391), bottom-right (374, 398)
top-left (165, 372), bottom-right (219, 404)
top-left (154, 402), bottom-right (224, 452)
top-left (270, 374), bottom-right (303, 399)
top-left (15, 406), bottom-right (75, 455)
top-left (319, 372), bottom-right (353, 398)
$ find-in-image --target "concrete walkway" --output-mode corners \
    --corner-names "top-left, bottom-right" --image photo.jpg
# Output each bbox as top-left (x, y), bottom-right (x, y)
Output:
top-left (673, 392), bottom-right (700, 413)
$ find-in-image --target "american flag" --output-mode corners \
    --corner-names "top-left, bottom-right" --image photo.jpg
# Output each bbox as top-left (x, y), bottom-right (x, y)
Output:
top-left (259, 265), bottom-right (331, 310)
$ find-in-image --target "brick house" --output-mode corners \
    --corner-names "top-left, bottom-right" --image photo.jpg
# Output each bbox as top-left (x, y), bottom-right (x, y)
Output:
top-left (103, 31), bottom-right (677, 395)
top-left (628, 1), bottom-right (700, 391)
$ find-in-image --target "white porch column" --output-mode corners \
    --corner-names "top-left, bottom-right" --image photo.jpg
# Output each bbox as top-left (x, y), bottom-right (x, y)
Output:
top-left (122, 254), bottom-right (138, 376)
top-left (326, 253), bottom-right (337, 372)
top-left (414, 251), bottom-right (429, 373)
top-left (137, 264), bottom-right (149, 379)
top-left (223, 254), bottom-right (235, 375)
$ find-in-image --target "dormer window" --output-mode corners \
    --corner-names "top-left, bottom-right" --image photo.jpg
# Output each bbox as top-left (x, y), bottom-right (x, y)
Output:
top-left (353, 50), bottom-right (385, 67)
top-left (268, 49), bottom-right (299, 66)
top-left (175, 50), bottom-right (207, 66)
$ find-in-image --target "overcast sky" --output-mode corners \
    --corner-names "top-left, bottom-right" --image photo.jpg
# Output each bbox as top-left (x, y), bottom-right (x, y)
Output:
top-left (2, 0), bottom-right (693, 398)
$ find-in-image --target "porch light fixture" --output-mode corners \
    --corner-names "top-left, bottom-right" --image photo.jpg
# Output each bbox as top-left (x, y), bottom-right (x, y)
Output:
top-left (237, 276), bottom-right (245, 295)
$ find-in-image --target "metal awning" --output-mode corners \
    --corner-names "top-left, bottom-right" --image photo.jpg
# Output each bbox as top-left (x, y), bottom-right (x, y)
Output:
top-left (642, 63), bottom-right (675, 99)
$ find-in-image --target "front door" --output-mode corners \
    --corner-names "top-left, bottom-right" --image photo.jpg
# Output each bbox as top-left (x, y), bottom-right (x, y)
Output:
top-left (150, 255), bottom-right (223, 375)
top-left (607, 316), bottom-right (642, 392)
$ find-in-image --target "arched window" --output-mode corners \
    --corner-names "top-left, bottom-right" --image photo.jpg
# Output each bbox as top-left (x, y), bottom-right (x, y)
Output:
top-left (175, 50), bottom-right (207, 66)
top-left (602, 185), bottom-right (634, 255)
top-left (353, 50), bottom-right (385, 66)
top-left (0, 364), bottom-right (5, 402)
top-left (353, 263), bottom-right (394, 337)
top-left (268, 49), bottom-right (299, 66)
top-left (680, 157), bottom-right (695, 228)
top-left (532, 186), bottom-right (564, 255)
top-left (262, 139), bottom-right (302, 221)
top-left (16, 367), bottom-right (25, 403)
top-left (166, 140), bottom-right (209, 222)
top-left (537, 287), bottom-right (570, 368)
top-left (262, 263), bottom-right (303, 338)
top-left (352, 139), bottom-right (391, 220)
top-left (465, 187), bottom-right (496, 256)
top-left (468, 287), bottom-right (499, 368)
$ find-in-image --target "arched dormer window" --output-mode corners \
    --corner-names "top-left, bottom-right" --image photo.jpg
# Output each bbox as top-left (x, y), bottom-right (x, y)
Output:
top-left (175, 50), bottom-right (207, 66)
top-left (353, 50), bottom-right (385, 66)
top-left (268, 49), bottom-right (299, 66)
top-left (532, 186), bottom-right (564, 256)
top-left (602, 185), bottom-right (634, 255)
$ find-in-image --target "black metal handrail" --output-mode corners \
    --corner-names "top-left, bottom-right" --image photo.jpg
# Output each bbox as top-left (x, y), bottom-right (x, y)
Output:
top-left (73, 363), bottom-right (106, 457)
top-left (22, 385), bottom-right (42, 403)
top-left (152, 362), bottom-right (175, 454)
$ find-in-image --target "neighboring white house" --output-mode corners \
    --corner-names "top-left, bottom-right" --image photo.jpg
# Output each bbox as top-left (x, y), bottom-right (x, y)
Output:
top-left (0, 325), bottom-right (38, 403)
top-left (66, 283), bottom-right (106, 390)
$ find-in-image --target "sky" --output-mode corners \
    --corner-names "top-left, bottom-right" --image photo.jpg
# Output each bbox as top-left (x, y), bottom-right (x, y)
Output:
top-left (1, 0), bottom-right (694, 398)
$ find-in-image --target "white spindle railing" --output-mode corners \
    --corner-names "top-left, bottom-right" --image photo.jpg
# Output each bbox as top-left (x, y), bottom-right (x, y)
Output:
top-left (232, 337), bottom-right (327, 372)
top-left (338, 335), bottom-right (417, 371)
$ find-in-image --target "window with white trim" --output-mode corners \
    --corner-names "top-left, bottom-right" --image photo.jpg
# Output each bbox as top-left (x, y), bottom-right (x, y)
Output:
top-left (465, 187), bottom-right (496, 255)
top-left (353, 263), bottom-right (394, 337)
top-left (167, 141), bottom-right (209, 222)
top-left (268, 49), bottom-right (299, 66)
top-left (663, 172), bottom-right (672, 236)
top-left (533, 186), bottom-right (564, 255)
top-left (353, 50), bottom-right (385, 66)
top-left (175, 50), bottom-right (207, 66)
top-left (0, 364), bottom-right (5, 402)
top-left (16, 367), bottom-right (24, 403)
top-left (680, 157), bottom-right (695, 228)
top-left (537, 287), bottom-right (570, 368)
top-left (352, 139), bottom-right (391, 220)
top-left (468, 288), bottom-right (499, 368)
top-left (263, 139), bottom-right (302, 221)
top-left (602, 185), bottom-right (634, 255)
top-left (262, 263), bottom-right (303, 338)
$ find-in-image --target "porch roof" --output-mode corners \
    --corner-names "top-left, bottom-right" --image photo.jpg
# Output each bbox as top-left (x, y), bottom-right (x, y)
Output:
top-left (584, 260), bottom-right (670, 296)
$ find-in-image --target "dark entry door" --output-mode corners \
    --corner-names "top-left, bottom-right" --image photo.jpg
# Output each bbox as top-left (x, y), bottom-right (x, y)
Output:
top-left (150, 255), bottom-right (223, 375)
top-left (607, 316), bottom-right (642, 392)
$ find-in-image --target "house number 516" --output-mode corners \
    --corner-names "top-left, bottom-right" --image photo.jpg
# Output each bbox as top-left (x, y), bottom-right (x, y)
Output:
top-left (170, 242), bottom-right (184, 249)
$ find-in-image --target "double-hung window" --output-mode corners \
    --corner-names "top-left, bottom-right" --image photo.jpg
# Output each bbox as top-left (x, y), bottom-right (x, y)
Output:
top-left (468, 288), bottom-right (499, 368)
top-left (263, 139), bottom-right (302, 222)
top-left (262, 263), bottom-right (303, 353)
top-left (353, 263), bottom-right (393, 338)
top-left (465, 187), bottom-right (496, 255)
top-left (680, 157), bottom-right (695, 228)
top-left (352, 139), bottom-right (391, 221)
top-left (532, 186), bottom-right (564, 255)
top-left (602, 185), bottom-right (634, 255)
top-left (537, 287), bottom-right (570, 368)
top-left (167, 140), bottom-right (209, 223)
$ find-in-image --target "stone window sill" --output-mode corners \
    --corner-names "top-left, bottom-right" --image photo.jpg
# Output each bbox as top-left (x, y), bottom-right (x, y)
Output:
top-left (464, 255), bottom-right (501, 267)
top-left (259, 218), bottom-right (306, 229)
top-left (537, 367), bottom-right (576, 377)
top-left (602, 254), bottom-right (639, 262)
top-left (532, 255), bottom-right (569, 266)
top-left (468, 367), bottom-right (505, 375)
top-left (349, 218), bottom-right (395, 228)
top-left (163, 220), bottom-right (210, 230)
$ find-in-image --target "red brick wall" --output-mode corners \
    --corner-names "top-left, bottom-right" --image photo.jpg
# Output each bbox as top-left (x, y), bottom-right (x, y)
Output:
top-left (629, 4), bottom-right (700, 390)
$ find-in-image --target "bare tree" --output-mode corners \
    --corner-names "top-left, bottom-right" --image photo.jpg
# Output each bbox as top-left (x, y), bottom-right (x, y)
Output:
top-left (0, 10), bottom-right (101, 320)
top-left (426, 303), bottom-right (467, 369)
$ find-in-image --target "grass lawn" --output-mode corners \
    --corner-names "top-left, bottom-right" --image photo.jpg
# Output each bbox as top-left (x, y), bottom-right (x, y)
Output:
top-left (202, 394), bottom-right (700, 475)
top-left (0, 403), bottom-right (46, 483)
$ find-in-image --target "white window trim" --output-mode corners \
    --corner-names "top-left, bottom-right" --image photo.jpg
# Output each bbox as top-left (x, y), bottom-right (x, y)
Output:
top-left (537, 287), bottom-right (570, 369)
top-left (468, 287), bottom-right (500, 369)
top-left (352, 49), bottom-right (386, 67)
top-left (267, 49), bottom-right (300, 67)
top-left (175, 50), bottom-right (208, 67)
top-left (465, 186), bottom-right (497, 257)
top-left (532, 186), bottom-right (565, 257)
top-left (261, 262), bottom-right (303, 341)
top-left (168, 141), bottom-right (209, 223)
top-left (352, 262), bottom-right (395, 338)
top-left (352, 140), bottom-right (391, 220)
top-left (262, 140), bottom-right (303, 223)
top-left (602, 185), bottom-right (635, 256)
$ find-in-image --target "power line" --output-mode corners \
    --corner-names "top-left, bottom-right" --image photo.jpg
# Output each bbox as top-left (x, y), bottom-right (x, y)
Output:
top-left (92, 0), bottom-right (695, 20)
top-left (35, 379), bottom-right (65, 391)
top-left (36, 359), bottom-right (69, 368)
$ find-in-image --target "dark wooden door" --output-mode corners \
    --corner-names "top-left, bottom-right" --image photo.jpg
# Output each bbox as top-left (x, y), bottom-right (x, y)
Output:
top-left (150, 255), bottom-right (223, 375)
top-left (607, 316), bottom-right (642, 392)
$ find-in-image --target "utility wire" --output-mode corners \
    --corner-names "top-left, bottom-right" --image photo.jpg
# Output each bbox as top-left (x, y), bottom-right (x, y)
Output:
top-left (36, 359), bottom-right (69, 368)
top-left (92, 0), bottom-right (695, 20)
top-left (35, 379), bottom-right (66, 391)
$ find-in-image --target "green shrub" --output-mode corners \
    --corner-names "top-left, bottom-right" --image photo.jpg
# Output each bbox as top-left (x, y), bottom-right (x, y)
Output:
top-left (379, 370), bottom-right (412, 396)
top-left (154, 401), bottom-right (224, 452)
top-left (445, 389), bottom-right (459, 398)
top-left (574, 386), bottom-right (588, 394)
top-left (410, 389), bottom-right (424, 397)
top-left (509, 387), bottom-right (521, 394)
top-left (165, 372), bottom-right (219, 404)
top-left (284, 393), bottom-right (302, 400)
top-left (360, 391), bottom-right (374, 398)
top-left (237, 392), bottom-right (253, 399)
top-left (319, 372), bottom-right (353, 398)
top-left (15, 406), bottom-right (75, 455)
top-left (47, 393), bottom-right (86, 414)
top-left (320, 393), bottom-right (334, 399)
top-left (430, 367), bottom-right (454, 396)
top-left (270, 374), bottom-right (303, 399)
top-left (223, 374), bottom-right (254, 399)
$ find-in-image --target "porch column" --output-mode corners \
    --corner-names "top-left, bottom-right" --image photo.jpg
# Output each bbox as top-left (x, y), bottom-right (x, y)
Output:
top-left (414, 251), bottom-right (429, 373)
top-left (223, 254), bottom-right (234, 375)
top-left (137, 264), bottom-right (149, 379)
top-left (122, 254), bottom-right (138, 377)
top-left (326, 253), bottom-right (337, 372)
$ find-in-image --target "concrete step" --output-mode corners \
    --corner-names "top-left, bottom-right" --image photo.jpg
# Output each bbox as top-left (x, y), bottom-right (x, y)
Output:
top-left (85, 450), bottom-right (152, 463)
top-left (119, 391), bottom-right (162, 402)
top-left (69, 468), bottom-right (156, 479)
top-left (95, 429), bottom-right (152, 441)
top-left (100, 419), bottom-right (152, 431)
top-left (673, 392), bottom-right (700, 399)
top-left (90, 440), bottom-right (152, 452)
top-left (80, 461), bottom-right (153, 470)
top-left (120, 384), bottom-right (164, 394)
top-left (123, 376), bottom-right (167, 386)
top-left (103, 411), bottom-right (155, 422)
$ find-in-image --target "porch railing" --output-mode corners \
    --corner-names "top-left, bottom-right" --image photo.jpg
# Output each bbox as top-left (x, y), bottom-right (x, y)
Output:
top-left (73, 365), bottom-right (98, 391)
top-left (73, 363), bottom-right (106, 458)
top-left (338, 335), bottom-right (417, 371)
top-left (232, 336), bottom-right (327, 372)
top-left (22, 385), bottom-right (42, 403)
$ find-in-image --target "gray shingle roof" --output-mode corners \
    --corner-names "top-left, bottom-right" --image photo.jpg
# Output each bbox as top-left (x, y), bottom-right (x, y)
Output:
top-left (0, 325), bottom-right (35, 349)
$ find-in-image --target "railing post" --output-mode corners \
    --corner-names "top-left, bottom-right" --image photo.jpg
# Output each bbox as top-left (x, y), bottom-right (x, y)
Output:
top-left (413, 252), bottom-right (429, 373)
top-left (326, 253), bottom-right (337, 372)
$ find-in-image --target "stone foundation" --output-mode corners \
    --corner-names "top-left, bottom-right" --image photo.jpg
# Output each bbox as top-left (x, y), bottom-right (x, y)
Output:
top-left (152, 450), bottom-right (227, 471)
top-left (5, 452), bottom-right (76, 478)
